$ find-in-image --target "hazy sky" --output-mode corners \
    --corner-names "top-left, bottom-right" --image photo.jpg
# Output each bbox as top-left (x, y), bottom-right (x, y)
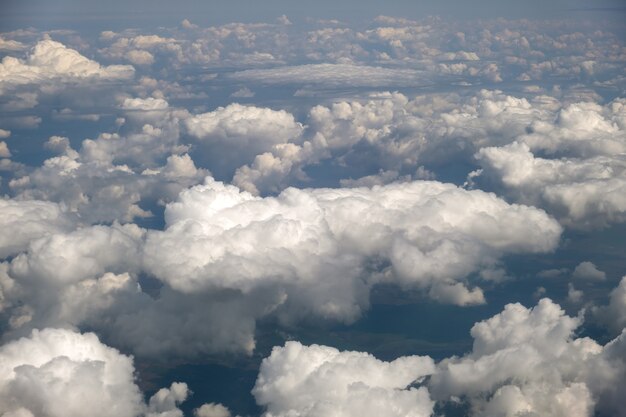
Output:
top-left (2, 0), bottom-right (626, 29)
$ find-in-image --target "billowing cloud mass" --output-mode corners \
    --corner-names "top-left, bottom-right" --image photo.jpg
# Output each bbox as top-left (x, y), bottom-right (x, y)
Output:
top-left (253, 341), bottom-right (435, 417)
top-left (472, 98), bottom-right (626, 228)
top-left (185, 104), bottom-right (304, 178)
top-left (430, 299), bottom-right (626, 417)
top-left (0, 38), bottom-right (134, 94)
top-left (0, 10), bottom-right (624, 417)
top-left (254, 299), bottom-right (626, 417)
top-left (0, 199), bottom-right (74, 259)
top-left (145, 177), bottom-right (560, 320)
top-left (0, 328), bottom-right (143, 417)
top-left (0, 328), bottom-right (193, 417)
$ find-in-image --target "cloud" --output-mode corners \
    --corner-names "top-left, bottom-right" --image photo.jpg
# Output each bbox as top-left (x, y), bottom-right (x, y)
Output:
top-left (0, 199), bottom-right (75, 259)
top-left (125, 50), bottom-right (155, 66)
top-left (475, 141), bottom-right (626, 228)
top-left (146, 382), bottom-right (189, 417)
top-left (194, 403), bottom-right (232, 417)
top-left (230, 63), bottom-right (427, 88)
top-left (232, 90), bottom-right (572, 195)
top-left (0, 39), bottom-right (134, 94)
top-left (430, 298), bottom-right (626, 417)
top-left (253, 341), bottom-right (435, 417)
top-left (230, 87), bottom-right (255, 98)
top-left (0, 38), bottom-right (26, 51)
top-left (144, 177), bottom-right (561, 327)
top-left (253, 299), bottom-right (626, 417)
top-left (185, 104), bottom-right (303, 178)
top-left (593, 277), bottom-right (626, 336)
top-left (0, 220), bottom-right (264, 357)
top-left (573, 261), bottom-right (606, 281)
top-left (0, 328), bottom-right (144, 417)
top-left (0, 328), bottom-right (194, 417)
top-left (121, 97), bottom-right (169, 111)
top-left (0, 141), bottom-right (10, 158)
top-left (10, 127), bottom-right (206, 223)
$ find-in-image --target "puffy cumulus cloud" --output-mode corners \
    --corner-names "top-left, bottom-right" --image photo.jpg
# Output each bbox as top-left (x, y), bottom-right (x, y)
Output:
top-left (93, 17), bottom-right (623, 87)
top-left (0, 328), bottom-right (144, 417)
top-left (593, 277), bottom-right (626, 336)
top-left (252, 300), bottom-right (626, 417)
top-left (573, 261), bottom-right (606, 281)
top-left (500, 99), bottom-right (626, 160)
top-left (185, 104), bottom-right (304, 178)
top-left (144, 177), bottom-right (560, 328)
top-left (122, 97), bottom-right (169, 111)
top-left (194, 403), bottom-right (232, 417)
top-left (0, 129), bottom-right (10, 138)
top-left (0, 39), bottom-right (134, 94)
top-left (232, 90), bottom-right (568, 195)
top-left (99, 34), bottom-right (183, 66)
top-left (8, 222), bottom-right (143, 285)
top-left (97, 21), bottom-right (294, 69)
top-left (146, 382), bottom-right (189, 417)
top-left (125, 50), bottom-right (155, 66)
top-left (475, 141), bottom-right (626, 228)
top-left (10, 131), bottom-right (206, 223)
top-left (466, 97), bottom-right (626, 228)
top-left (0, 328), bottom-right (193, 417)
top-left (0, 199), bottom-right (74, 259)
top-left (0, 219), bottom-right (266, 357)
top-left (1, 223), bottom-right (144, 335)
top-left (253, 341), bottom-right (435, 417)
top-left (232, 92), bottom-right (434, 195)
top-left (86, 99), bottom-right (190, 168)
top-left (430, 298), bottom-right (626, 417)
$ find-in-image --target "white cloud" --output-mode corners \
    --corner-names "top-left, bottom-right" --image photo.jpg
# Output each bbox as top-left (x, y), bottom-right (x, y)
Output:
top-left (194, 403), bottom-right (232, 417)
top-left (573, 261), bottom-right (606, 281)
top-left (146, 382), bottom-right (189, 417)
top-left (0, 38), bottom-right (26, 51)
top-left (125, 50), bottom-right (155, 66)
top-left (430, 298), bottom-right (626, 417)
top-left (0, 199), bottom-right (74, 259)
top-left (253, 341), bottom-right (435, 417)
top-left (185, 104), bottom-right (303, 178)
top-left (11, 125), bottom-right (206, 223)
top-left (0, 328), bottom-right (144, 417)
top-left (144, 177), bottom-right (561, 325)
top-left (475, 141), bottom-right (626, 228)
top-left (0, 129), bottom-right (10, 138)
top-left (0, 141), bottom-right (11, 158)
top-left (0, 328), bottom-right (193, 417)
top-left (121, 97), bottom-right (169, 111)
top-left (253, 299), bottom-right (626, 417)
top-left (0, 39), bottom-right (134, 94)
